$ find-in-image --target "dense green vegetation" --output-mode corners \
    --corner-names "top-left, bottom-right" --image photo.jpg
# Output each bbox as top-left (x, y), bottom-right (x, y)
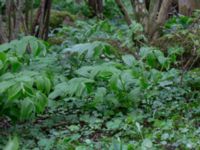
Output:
top-left (1, 0), bottom-right (200, 150)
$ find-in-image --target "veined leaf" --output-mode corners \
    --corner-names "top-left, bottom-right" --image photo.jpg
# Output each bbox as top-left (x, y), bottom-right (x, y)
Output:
top-left (8, 57), bottom-right (21, 72)
top-left (20, 98), bottom-right (35, 121)
top-left (62, 41), bottom-right (114, 58)
top-left (0, 43), bottom-right (11, 52)
top-left (16, 39), bottom-right (27, 56)
top-left (66, 77), bottom-right (94, 97)
top-left (76, 62), bottom-right (121, 79)
top-left (8, 83), bottom-right (22, 101)
top-left (35, 76), bottom-right (45, 92)
top-left (49, 78), bottom-right (94, 99)
top-left (0, 60), bottom-right (3, 70)
top-left (34, 92), bottom-right (48, 113)
top-left (3, 137), bottom-right (19, 150)
top-left (30, 40), bottom-right (39, 56)
top-left (122, 54), bottom-right (137, 67)
top-left (0, 52), bottom-right (7, 62)
top-left (49, 82), bottom-right (68, 99)
top-left (35, 75), bottom-right (51, 94)
top-left (43, 77), bottom-right (52, 94)
top-left (0, 81), bottom-right (15, 93)
top-left (109, 74), bottom-right (123, 91)
top-left (94, 87), bottom-right (107, 102)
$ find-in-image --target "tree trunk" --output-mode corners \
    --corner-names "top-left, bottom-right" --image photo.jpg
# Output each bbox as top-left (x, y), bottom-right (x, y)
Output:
top-left (178, 0), bottom-right (200, 16)
top-left (115, 0), bottom-right (132, 26)
top-left (0, 15), bottom-right (7, 43)
top-left (132, 0), bottom-right (148, 30)
top-left (151, 0), bottom-right (173, 40)
top-left (130, 0), bottom-right (173, 41)
top-left (157, 0), bottom-right (173, 26)
top-left (14, 0), bottom-right (26, 38)
top-left (6, 0), bottom-right (14, 41)
top-left (32, 0), bottom-right (52, 40)
top-left (88, 0), bottom-right (103, 18)
top-left (4, 0), bottom-right (28, 41)
top-left (147, 0), bottom-right (161, 36)
top-left (0, 0), bottom-right (52, 43)
top-left (25, 0), bottom-right (34, 32)
top-left (129, 0), bottom-right (200, 41)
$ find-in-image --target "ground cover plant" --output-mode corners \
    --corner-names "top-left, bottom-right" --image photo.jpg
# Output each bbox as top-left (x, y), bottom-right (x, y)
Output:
top-left (0, 0), bottom-right (200, 150)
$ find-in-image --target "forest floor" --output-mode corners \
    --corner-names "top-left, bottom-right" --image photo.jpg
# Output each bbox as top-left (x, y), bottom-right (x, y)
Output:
top-left (0, 16), bottom-right (200, 150)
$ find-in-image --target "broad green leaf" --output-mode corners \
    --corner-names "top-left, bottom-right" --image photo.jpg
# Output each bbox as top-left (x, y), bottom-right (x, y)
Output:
top-left (49, 82), bottom-right (68, 99)
top-left (22, 83), bottom-right (34, 96)
top-left (30, 40), bottom-right (39, 56)
top-left (0, 81), bottom-right (15, 93)
top-left (95, 87), bottom-right (107, 101)
top-left (0, 52), bottom-right (7, 62)
top-left (159, 80), bottom-right (173, 87)
top-left (37, 138), bottom-right (54, 150)
top-left (35, 76), bottom-right (45, 92)
top-left (75, 66), bottom-right (92, 77)
top-left (3, 137), bottom-right (19, 150)
top-left (8, 57), bottom-right (21, 72)
top-left (142, 139), bottom-right (153, 149)
top-left (0, 60), bottom-right (3, 70)
top-left (16, 74), bottom-right (34, 83)
top-left (66, 77), bottom-right (94, 97)
top-left (44, 77), bottom-right (51, 94)
top-left (68, 125), bottom-right (80, 132)
top-left (0, 43), bottom-right (10, 52)
top-left (76, 146), bottom-right (87, 150)
top-left (62, 41), bottom-right (114, 58)
top-left (38, 41), bottom-right (47, 56)
top-left (128, 88), bottom-right (141, 103)
top-left (161, 133), bottom-right (170, 140)
top-left (34, 92), bottom-right (48, 113)
top-left (35, 75), bottom-right (51, 94)
top-left (20, 98), bottom-right (35, 120)
top-left (109, 74), bottom-right (123, 91)
top-left (153, 50), bottom-right (169, 67)
top-left (8, 83), bottom-right (22, 101)
top-left (120, 70), bottom-right (136, 88)
top-left (0, 72), bottom-right (15, 80)
top-left (16, 39), bottom-right (27, 56)
top-left (76, 62), bottom-right (121, 79)
top-left (106, 118), bottom-right (122, 130)
top-left (139, 47), bottom-right (151, 58)
top-left (122, 54), bottom-right (136, 66)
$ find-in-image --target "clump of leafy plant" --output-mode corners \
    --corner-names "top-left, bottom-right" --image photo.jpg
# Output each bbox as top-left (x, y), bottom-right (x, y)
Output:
top-left (0, 71), bottom-right (51, 121)
top-left (156, 12), bottom-right (200, 70)
top-left (0, 36), bottom-right (52, 121)
top-left (164, 15), bottom-right (193, 33)
top-left (50, 44), bottom-right (188, 113)
top-left (50, 19), bottom-right (146, 53)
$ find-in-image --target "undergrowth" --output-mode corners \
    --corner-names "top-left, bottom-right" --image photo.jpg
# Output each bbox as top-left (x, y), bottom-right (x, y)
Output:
top-left (1, 15), bottom-right (200, 150)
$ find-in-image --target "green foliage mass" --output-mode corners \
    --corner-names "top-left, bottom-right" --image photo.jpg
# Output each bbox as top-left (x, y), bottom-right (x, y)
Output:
top-left (0, 36), bottom-right (51, 121)
top-left (1, 4), bottom-right (200, 150)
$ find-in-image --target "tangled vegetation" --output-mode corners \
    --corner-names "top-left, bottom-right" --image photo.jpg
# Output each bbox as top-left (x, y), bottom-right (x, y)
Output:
top-left (1, 0), bottom-right (200, 150)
